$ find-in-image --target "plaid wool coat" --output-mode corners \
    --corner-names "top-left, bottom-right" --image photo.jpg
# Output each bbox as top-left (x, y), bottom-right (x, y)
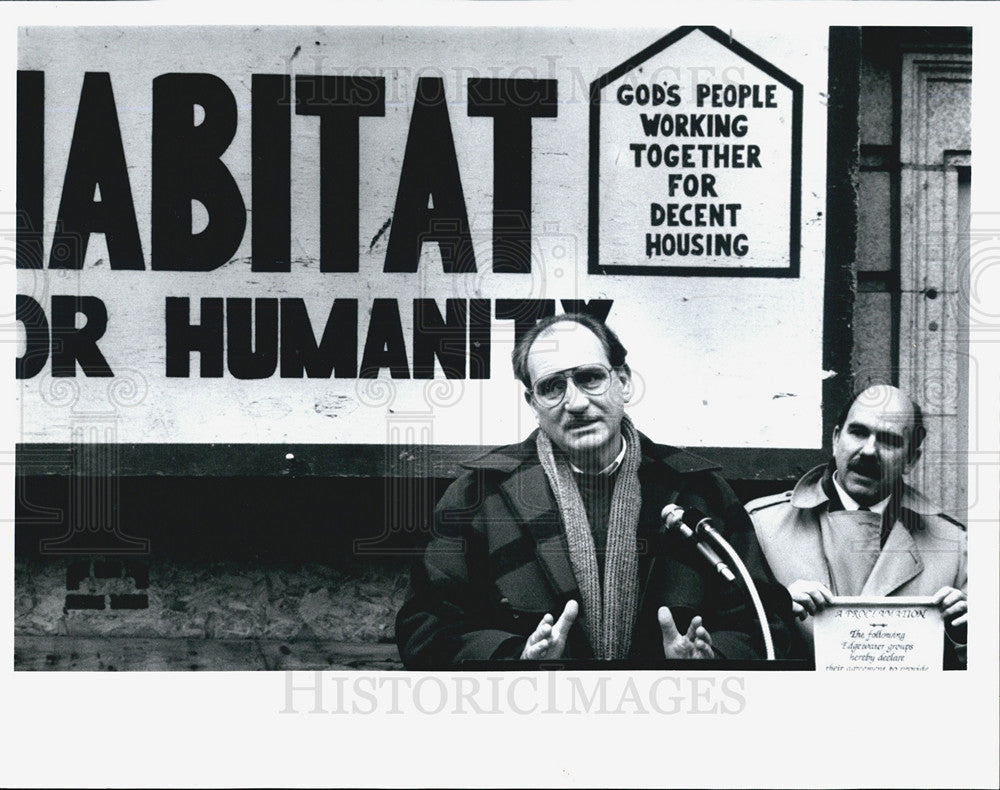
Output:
top-left (396, 430), bottom-right (791, 668)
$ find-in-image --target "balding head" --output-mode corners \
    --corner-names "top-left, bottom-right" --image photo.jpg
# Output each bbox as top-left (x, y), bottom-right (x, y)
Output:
top-left (832, 385), bottom-right (926, 506)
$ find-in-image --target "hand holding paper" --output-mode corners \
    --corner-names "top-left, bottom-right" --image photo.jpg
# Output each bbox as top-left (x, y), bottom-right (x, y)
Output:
top-left (788, 579), bottom-right (834, 620)
top-left (932, 586), bottom-right (967, 628)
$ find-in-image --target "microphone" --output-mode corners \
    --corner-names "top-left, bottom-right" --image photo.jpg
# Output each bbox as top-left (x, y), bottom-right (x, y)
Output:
top-left (660, 504), bottom-right (737, 583)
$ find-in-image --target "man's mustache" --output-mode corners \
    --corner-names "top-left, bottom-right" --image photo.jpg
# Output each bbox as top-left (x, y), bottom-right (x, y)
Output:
top-left (848, 457), bottom-right (881, 478)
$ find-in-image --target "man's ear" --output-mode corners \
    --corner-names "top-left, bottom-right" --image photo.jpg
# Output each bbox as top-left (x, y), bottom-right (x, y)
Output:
top-left (524, 388), bottom-right (538, 416)
top-left (832, 424), bottom-right (841, 447)
top-left (904, 446), bottom-right (922, 475)
top-left (619, 369), bottom-right (634, 403)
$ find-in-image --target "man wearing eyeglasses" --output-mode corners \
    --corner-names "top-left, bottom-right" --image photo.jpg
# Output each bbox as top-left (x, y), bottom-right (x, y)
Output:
top-left (396, 313), bottom-right (790, 668)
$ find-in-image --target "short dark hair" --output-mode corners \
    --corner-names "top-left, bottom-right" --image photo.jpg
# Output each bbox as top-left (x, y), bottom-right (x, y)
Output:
top-left (835, 389), bottom-right (927, 461)
top-left (511, 313), bottom-right (629, 388)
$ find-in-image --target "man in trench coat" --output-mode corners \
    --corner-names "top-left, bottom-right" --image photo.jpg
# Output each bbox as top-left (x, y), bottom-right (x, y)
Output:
top-left (746, 385), bottom-right (968, 667)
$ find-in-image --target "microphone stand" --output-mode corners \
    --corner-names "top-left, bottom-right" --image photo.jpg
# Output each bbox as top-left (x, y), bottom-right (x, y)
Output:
top-left (696, 521), bottom-right (776, 660)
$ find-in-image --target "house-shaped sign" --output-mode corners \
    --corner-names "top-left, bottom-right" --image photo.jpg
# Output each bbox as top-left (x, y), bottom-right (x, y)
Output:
top-left (589, 26), bottom-right (802, 277)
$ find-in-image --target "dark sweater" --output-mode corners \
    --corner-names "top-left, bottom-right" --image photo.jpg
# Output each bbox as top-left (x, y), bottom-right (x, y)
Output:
top-left (574, 469), bottom-right (618, 582)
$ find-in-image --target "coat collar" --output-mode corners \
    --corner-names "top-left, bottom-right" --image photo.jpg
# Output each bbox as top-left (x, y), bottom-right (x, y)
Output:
top-left (463, 428), bottom-right (722, 603)
top-left (790, 463), bottom-right (941, 516)
top-left (460, 429), bottom-right (722, 477)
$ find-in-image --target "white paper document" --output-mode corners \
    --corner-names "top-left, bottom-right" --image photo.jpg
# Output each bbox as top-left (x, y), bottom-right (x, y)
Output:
top-left (814, 596), bottom-right (944, 673)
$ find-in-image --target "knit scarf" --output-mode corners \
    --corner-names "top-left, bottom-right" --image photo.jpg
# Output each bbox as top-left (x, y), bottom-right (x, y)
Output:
top-left (536, 415), bottom-right (642, 660)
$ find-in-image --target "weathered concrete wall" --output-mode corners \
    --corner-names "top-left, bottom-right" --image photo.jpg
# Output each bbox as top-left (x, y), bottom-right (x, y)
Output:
top-left (16, 556), bottom-right (408, 670)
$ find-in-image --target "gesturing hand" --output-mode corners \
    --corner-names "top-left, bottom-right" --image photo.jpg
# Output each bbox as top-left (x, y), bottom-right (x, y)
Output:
top-left (658, 607), bottom-right (714, 659)
top-left (932, 586), bottom-right (967, 628)
top-left (521, 600), bottom-right (579, 660)
top-left (787, 579), bottom-right (834, 620)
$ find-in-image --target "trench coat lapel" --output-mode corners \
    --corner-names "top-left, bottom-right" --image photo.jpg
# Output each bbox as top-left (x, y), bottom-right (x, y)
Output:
top-left (860, 516), bottom-right (924, 596)
top-left (793, 465), bottom-right (925, 596)
top-left (497, 462), bottom-right (579, 599)
top-left (820, 509), bottom-right (882, 596)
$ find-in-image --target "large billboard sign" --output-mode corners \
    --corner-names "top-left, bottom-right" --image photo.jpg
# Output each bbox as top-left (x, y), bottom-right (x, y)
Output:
top-left (16, 26), bottom-right (828, 456)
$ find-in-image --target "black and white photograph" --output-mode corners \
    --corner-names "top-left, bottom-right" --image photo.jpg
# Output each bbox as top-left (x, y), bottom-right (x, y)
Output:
top-left (3, 3), bottom-right (998, 788)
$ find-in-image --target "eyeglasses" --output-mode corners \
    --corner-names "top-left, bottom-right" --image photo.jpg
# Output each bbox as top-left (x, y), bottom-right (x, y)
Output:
top-left (529, 364), bottom-right (615, 407)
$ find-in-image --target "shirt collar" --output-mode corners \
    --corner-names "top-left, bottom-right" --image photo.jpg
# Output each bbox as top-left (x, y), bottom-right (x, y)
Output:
top-left (832, 471), bottom-right (891, 515)
top-left (570, 437), bottom-right (627, 477)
